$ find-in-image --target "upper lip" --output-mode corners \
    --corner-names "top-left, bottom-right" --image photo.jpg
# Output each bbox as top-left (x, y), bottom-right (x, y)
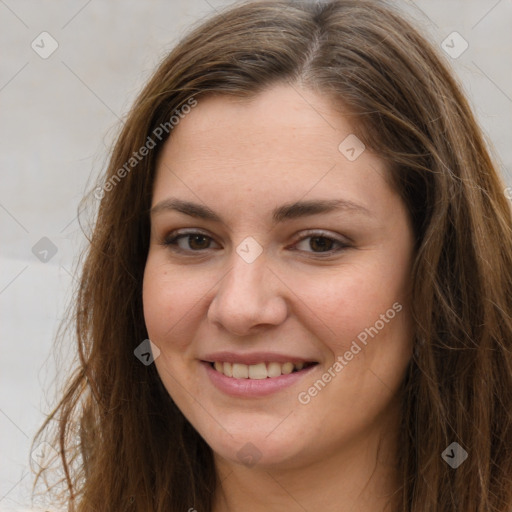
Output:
top-left (201, 352), bottom-right (318, 365)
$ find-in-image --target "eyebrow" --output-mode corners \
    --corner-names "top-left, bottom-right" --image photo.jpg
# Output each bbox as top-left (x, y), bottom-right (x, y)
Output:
top-left (150, 197), bottom-right (373, 224)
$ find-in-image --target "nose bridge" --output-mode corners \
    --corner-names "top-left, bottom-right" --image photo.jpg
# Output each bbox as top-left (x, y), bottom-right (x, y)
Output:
top-left (223, 233), bottom-right (269, 297)
top-left (207, 244), bottom-right (287, 335)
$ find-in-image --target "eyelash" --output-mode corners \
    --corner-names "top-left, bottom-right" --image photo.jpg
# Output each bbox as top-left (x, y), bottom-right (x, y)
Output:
top-left (161, 229), bottom-right (351, 257)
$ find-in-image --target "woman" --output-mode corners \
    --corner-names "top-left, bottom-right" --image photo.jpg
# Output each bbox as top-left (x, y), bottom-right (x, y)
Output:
top-left (32, 0), bottom-right (512, 511)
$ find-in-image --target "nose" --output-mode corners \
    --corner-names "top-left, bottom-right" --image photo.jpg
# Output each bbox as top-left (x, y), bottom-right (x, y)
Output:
top-left (207, 250), bottom-right (288, 336)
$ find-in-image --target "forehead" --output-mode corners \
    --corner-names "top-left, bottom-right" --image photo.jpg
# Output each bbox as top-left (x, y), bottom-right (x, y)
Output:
top-left (152, 84), bottom-right (392, 215)
top-left (161, 84), bottom-right (355, 161)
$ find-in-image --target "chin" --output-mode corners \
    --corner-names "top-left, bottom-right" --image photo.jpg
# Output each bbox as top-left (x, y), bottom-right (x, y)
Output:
top-left (200, 424), bottom-right (306, 469)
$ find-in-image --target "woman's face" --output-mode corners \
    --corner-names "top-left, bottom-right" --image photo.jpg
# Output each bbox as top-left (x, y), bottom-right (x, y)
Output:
top-left (143, 83), bottom-right (415, 469)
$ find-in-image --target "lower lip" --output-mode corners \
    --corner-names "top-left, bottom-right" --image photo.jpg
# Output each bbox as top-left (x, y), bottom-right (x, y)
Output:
top-left (201, 361), bottom-right (318, 397)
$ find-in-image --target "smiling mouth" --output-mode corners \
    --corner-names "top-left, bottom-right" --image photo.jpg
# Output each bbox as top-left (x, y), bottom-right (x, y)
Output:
top-left (207, 361), bottom-right (318, 379)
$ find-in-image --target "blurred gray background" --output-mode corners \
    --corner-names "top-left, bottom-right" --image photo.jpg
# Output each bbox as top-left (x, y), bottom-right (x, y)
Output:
top-left (1, 0), bottom-right (511, 510)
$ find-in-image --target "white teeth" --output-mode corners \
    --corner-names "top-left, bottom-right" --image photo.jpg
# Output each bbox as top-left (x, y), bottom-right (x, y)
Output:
top-left (248, 362), bottom-right (267, 380)
top-left (232, 363), bottom-right (249, 379)
top-left (267, 362), bottom-right (282, 378)
top-left (281, 362), bottom-right (294, 375)
top-left (212, 361), bottom-right (310, 379)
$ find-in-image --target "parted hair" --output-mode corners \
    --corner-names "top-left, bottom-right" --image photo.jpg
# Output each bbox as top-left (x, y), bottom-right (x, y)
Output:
top-left (32, 1), bottom-right (512, 511)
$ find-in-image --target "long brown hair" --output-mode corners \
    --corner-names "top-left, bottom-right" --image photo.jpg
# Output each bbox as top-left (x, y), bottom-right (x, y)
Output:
top-left (32, 1), bottom-right (512, 510)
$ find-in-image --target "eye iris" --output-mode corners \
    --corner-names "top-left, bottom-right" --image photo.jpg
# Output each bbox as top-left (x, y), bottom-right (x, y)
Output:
top-left (310, 236), bottom-right (334, 252)
top-left (176, 234), bottom-right (338, 252)
top-left (188, 234), bottom-right (210, 250)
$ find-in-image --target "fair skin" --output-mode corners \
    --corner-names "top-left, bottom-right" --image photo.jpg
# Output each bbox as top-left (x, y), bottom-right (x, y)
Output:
top-left (143, 83), bottom-right (415, 512)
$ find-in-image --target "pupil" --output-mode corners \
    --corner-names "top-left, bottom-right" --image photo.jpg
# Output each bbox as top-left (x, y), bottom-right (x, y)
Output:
top-left (190, 235), bottom-right (209, 250)
top-left (311, 237), bottom-right (332, 252)
top-left (187, 236), bottom-right (333, 252)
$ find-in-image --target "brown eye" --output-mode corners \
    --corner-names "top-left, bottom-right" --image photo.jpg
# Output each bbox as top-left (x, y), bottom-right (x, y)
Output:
top-left (163, 231), bottom-right (218, 252)
top-left (185, 234), bottom-right (211, 250)
top-left (308, 236), bottom-right (336, 252)
top-left (294, 232), bottom-right (349, 255)
top-left (162, 230), bottom-right (350, 257)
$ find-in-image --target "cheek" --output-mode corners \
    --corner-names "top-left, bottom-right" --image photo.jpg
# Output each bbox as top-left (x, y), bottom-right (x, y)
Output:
top-left (290, 260), bottom-right (409, 357)
top-left (142, 260), bottom-right (165, 340)
top-left (142, 256), bottom-right (198, 351)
